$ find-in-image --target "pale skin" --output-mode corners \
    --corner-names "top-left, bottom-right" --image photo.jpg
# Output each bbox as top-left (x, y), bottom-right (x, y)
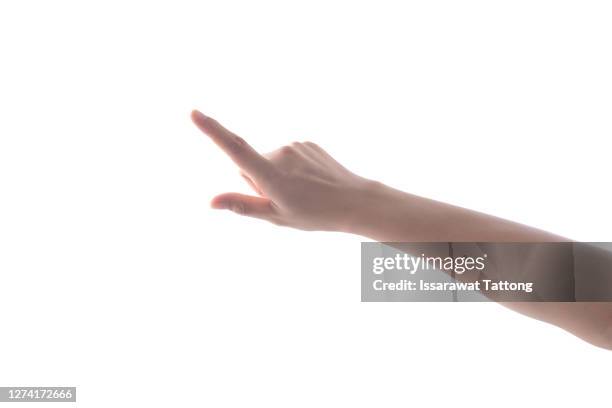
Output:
top-left (192, 110), bottom-right (612, 350)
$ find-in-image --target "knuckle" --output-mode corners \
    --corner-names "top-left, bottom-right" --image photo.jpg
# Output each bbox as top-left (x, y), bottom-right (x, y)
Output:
top-left (227, 136), bottom-right (248, 153)
top-left (280, 145), bottom-right (295, 155)
top-left (230, 202), bottom-right (246, 214)
top-left (304, 141), bottom-right (321, 150)
top-left (233, 136), bottom-right (248, 147)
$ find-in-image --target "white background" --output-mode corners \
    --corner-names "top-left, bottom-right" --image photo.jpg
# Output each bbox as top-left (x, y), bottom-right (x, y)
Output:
top-left (1, 1), bottom-right (611, 407)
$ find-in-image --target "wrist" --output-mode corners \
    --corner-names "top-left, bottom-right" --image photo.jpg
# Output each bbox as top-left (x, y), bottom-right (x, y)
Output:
top-left (340, 178), bottom-right (391, 237)
top-left (340, 179), bottom-right (455, 242)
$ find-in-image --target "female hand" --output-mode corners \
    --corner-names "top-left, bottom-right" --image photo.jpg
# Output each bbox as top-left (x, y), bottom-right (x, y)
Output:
top-left (192, 110), bottom-right (374, 232)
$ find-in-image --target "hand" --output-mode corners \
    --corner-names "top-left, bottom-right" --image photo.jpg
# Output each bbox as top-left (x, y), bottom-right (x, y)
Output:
top-left (192, 110), bottom-right (374, 232)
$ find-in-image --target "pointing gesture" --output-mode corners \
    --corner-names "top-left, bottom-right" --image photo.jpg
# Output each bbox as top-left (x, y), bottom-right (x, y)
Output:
top-left (191, 110), bottom-right (370, 231)
top-left (191, 111), bottom-right (274, 183)
top-left (192, 110), bottom-right (612, 351)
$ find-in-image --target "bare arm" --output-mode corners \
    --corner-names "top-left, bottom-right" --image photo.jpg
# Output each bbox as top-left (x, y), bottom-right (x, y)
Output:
top-left (192, 110), bottom-right (612, 350)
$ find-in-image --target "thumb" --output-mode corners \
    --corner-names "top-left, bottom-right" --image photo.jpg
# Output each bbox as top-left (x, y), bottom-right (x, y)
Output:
top-left (211, 193), bottom-right (278, 221)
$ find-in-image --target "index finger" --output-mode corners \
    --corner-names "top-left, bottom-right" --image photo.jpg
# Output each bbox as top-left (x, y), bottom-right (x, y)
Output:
top-left (191, 110), bottom-right (273, 180)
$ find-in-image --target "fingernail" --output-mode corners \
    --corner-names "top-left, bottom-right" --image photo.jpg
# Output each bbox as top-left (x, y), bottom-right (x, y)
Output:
top-left (191, 110), bottom-right (207, 122)
top-left (211, 199), bottom-right (227, 209)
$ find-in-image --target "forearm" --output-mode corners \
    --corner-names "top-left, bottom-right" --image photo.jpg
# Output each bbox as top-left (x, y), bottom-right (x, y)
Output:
top-left (345, 181), bottom-right (612, 349)
top-left (345, 180), bottom-right (567, 243)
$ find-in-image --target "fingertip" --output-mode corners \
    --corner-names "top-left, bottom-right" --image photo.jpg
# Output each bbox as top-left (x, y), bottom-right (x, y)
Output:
top-left (210, 195), bottom-right (228, 209)
top-left (191, 109), bottom-right (208, 125)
